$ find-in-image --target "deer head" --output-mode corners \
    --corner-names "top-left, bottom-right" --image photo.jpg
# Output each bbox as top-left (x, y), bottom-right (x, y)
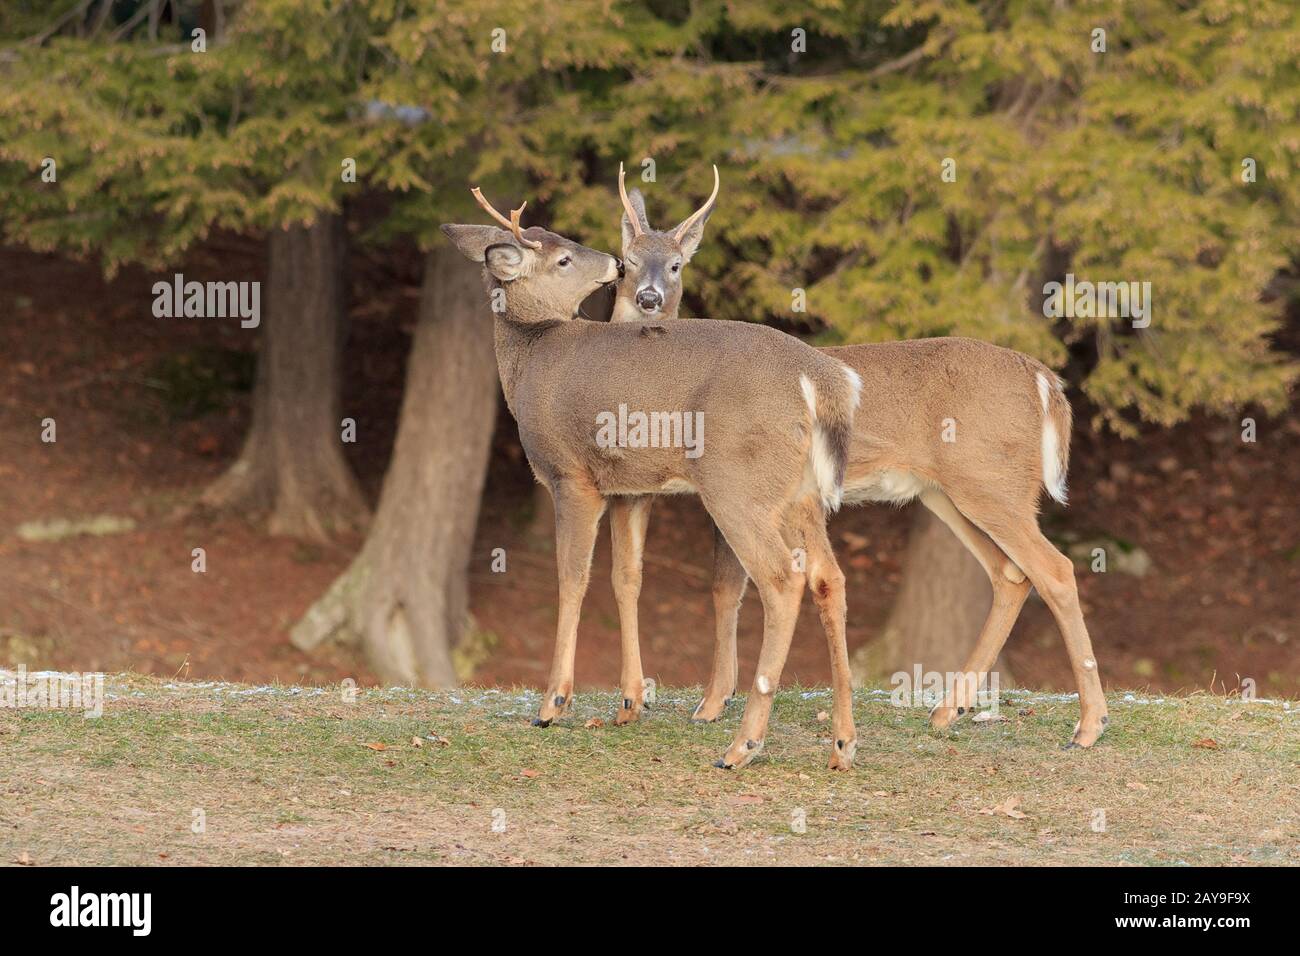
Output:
top-left (612, 164), bottom-right (718, 322)
top-left (442, 188), bottom-right (620, 323)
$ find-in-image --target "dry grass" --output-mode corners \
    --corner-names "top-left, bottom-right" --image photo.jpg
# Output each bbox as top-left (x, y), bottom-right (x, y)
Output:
top-left (1, 675), bottom-right (1296, 866)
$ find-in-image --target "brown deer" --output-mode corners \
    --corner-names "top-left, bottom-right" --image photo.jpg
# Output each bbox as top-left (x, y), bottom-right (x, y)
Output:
top-left (607, 167), bottom-right (1108, 749)
top-left (441, 185), bottom-right (863, 770)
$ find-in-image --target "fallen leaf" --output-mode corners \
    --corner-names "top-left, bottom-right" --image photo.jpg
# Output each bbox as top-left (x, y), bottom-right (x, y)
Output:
top-left (972, 711), bottom-right (1008, 723)
top-left (520, 769), bottom-right (541, 779)
top-left (815, 711), bottom-right (829, 722)
top-left (729, 794), bottom-right (764, 806)
top-left (980, 797), bottom-right (1027, 819)
top-left (1126, 781), bottom-right (1148, 791)
top-left (411, 737), bottom-right (423, 748)
top-left (1192, 738), bottom-right (1219, 750)
top-left (840, 531), bottom-right (869, 552)
top-left (363, 742), bottom-right (388, 751)
top-left (14, 852), bottom-right (32, 865)
top-left (584, 718), bottom-right (605, 729)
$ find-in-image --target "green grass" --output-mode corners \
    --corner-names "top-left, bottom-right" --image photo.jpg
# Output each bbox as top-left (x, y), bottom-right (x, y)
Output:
top-left (1, 676), bottom-right (1296, 866)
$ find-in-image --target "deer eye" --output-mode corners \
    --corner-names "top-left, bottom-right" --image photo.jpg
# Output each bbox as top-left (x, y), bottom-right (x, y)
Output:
top-left (557, 255), bottom-right (571, 267)
top-left (671, 262), bottom-right (681, 273)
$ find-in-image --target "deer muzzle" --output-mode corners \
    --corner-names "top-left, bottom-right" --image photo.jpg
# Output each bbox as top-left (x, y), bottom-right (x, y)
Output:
top-left (635, 287), bottom-right (663, 312)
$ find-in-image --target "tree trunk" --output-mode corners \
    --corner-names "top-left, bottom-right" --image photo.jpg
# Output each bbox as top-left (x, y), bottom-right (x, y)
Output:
top-left (201, 215), bottom-right (369, 542)
top-left (290, 247), bottom-right (498, 687)
top-left (851, 505), bottom-right (1013, 682)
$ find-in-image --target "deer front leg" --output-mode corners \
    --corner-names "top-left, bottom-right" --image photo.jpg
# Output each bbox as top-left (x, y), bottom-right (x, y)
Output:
top-left (609, 495), bottom-right (652, 725)
top-left (533, 481), bottom-right (607, 727)
top-left (693, 523), bottom-right (747, 722)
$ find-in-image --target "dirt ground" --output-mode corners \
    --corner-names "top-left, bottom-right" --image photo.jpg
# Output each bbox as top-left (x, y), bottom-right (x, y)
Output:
top-left (1, 676), bottom-right (1295, 866)
top-left (0, 242), bottom-right (1297, 698)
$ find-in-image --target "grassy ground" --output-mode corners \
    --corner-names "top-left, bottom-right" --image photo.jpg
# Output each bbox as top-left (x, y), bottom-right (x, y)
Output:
top-left (1, 675), bottom-right (1296, 866)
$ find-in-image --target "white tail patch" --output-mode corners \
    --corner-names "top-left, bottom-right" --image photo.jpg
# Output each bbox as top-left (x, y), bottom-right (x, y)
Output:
top-left (799, 373), bottom-right (818, 416)
top-left (842, 365), bottom-right (863, 409)
top-left (1037, 371), bottom-right (1068, 504)
top-left (799, 373), bottom-right (842, 512)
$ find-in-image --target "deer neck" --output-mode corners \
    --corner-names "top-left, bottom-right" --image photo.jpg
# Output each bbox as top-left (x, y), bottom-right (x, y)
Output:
top-left (492, 315), bottom-right (534, 412)
top-left (487, 277), bottom-right (565, 413)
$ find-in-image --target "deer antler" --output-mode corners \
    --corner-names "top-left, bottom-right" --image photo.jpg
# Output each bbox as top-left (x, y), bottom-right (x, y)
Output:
top-left (618, 163), bottom-right (644, 239)
top-left (470, 186), bottom-right (543, 250)
top-left (673, 165), bottom-right (720, 244)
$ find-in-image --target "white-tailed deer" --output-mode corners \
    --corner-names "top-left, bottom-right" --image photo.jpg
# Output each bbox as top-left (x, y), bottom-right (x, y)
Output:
top-left (442, 184), bottom-right (863, 770)
top-left (608, 168), bottom-right (1108, 749)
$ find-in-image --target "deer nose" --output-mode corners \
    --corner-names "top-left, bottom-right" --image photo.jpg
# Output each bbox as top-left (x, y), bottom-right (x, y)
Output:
top-left (635, 288), bottom-right (662, 311)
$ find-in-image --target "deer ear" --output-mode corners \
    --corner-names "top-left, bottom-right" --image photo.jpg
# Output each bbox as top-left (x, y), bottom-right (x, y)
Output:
top-left (441, 224), bottom-right (512, 262)
top-left (671, 201), bottom-right (714, 261)
top-left (620, 188), bottom-right (650, 252)
top-left (484, 242), bottom-right (534, 282)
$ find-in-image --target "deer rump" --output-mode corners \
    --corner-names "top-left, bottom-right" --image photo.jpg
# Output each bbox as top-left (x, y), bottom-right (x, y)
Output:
top-left (510, 318), bottom-right (860, 513)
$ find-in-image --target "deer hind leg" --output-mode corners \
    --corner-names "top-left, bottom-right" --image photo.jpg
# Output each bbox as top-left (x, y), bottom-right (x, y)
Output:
top-left (609, 495), bottom-right (652, 725)
top-left (692, 522), bottom-right (747, 723)
top-left (918, 489), bottom-right (1032, 731)
top-left (533, 480), bottom-right (607, 727)
top-left (798, 502), bottom-right (857, 771)
top-left (707, 514), bottom-right (803, 770)
top-left (945, 491), bottom-right (1109, 748)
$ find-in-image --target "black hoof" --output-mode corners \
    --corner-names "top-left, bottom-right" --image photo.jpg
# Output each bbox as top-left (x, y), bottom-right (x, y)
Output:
top-left (712, 759), bottom-right (731, 769)
top-left (532, 717), bottom-right (551, 728)
top-left (1062, 740), bottom-right (1081, 750)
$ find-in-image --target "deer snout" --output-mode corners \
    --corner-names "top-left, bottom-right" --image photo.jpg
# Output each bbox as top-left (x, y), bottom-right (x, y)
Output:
top-left (635, 287), bottom-right (663, 312)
